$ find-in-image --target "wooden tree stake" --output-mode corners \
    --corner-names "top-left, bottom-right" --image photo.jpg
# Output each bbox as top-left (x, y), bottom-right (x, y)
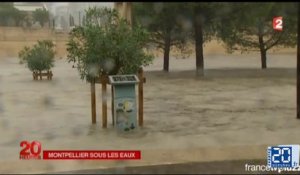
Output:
top-left (101, 75), bottom-right (108, 128)
top-left (111, 85), bottom-right (115, 126)
top-left (91, 78), bottom-right (96, 124)
top-left (138, 67), bottom-right (144, 127)
top-left (39, 70), bottom-right (42, 80)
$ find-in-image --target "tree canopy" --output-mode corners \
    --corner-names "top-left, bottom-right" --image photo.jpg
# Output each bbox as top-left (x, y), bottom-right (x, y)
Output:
top-left (32, 7), bottom-right (49, 27)
top-left (67, 7), bottom-right (153, 81)
top-left (180, 3), bottom-right (221, 75)
top-left (133, 3), bottom-right (297, 72)
top-left (18, 40), bottom-right (55, 72)
top-left (0, 3), bottom-right (25, 26)
top-left (217, 2), bottom-right (297, 68)
top-left (133, 3), bottom-right (189, 72)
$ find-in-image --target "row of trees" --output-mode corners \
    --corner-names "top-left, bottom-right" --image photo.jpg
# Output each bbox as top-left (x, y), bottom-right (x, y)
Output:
top-left (0, 3), bottom-right (49, 27)
top-left (18, 7), bottom-right (153, 82)
top-left (0, 3), bottom-right (24, 26)
top-left (32, 8), bottom-right (49, 27)
top-left (132, 2), bottom-right (298, 74)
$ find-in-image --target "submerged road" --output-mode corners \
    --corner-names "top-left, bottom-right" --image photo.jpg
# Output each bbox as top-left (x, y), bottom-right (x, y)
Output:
top-left (54, 159), bottom-right (299, 174)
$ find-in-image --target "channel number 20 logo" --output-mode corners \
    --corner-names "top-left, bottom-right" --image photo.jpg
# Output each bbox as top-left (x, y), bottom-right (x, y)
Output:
top-left (268, 145), bottom-right (299, 168)
top-left (19, 141), bottom-right (42, 160)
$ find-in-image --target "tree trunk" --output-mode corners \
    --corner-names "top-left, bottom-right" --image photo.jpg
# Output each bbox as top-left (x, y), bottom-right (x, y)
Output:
top-left (258, 35), bottom-right (267, 69)
top-left (163, 34), bottom-right (171, 72)
top-left (194, 13), bottom-right (204, 76)
top-left (260, 49), bottom-right (267, 69)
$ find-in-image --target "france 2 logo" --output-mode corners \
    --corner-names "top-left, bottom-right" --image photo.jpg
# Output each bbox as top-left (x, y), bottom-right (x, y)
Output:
top-left (19, 141), bottom-right (42, 160)
top-left (273, 16), bottom-right (283, 31)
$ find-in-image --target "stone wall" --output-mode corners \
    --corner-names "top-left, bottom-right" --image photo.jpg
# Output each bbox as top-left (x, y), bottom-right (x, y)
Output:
top-left (0, 27), bottom-right (68, 58)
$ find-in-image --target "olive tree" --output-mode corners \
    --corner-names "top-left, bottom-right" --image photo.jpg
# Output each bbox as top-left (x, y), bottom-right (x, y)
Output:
top-left (67, 7), bottom-right (153, 81)
top-left (18, 40), bottom-right (55, 72)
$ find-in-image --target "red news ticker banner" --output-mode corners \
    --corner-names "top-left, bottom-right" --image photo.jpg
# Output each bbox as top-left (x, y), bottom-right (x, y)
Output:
top-left (43, 150), bottom-right (141, 160)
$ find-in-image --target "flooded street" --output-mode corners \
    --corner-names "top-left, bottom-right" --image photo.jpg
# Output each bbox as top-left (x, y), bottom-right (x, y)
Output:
top-left (0, 53), bottom-right (299, 173)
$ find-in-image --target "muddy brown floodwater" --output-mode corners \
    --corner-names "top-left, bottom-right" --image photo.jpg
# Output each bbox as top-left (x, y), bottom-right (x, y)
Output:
top-left (0, 53), bottom-right (299, 174)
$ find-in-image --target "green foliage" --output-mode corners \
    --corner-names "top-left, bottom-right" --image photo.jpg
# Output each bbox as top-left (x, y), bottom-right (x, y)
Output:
top-left (217, 2), bottom-right (297, 54)
top-left (19, 40), bottom-right (55, 72)
top-left (67, 7), bottom-right (154, 81)
top-left (132, 3), bottom-right (189, 55)
top-left (0, 3), bottom-right (25, 26)
top-left (182, 3), bottom-right (222, 42)
top-left (179, 3), bottom-right (222, 75)
top-left (32, 7), bottom-right (49, 27)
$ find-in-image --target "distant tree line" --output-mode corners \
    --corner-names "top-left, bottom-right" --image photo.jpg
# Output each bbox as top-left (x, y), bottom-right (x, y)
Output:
top-left (0, 3), bottom-right (24, 26)
top-left (133, 2), bottom-right (298, 74)
top-left (0, 3), bottom-right (50, 28)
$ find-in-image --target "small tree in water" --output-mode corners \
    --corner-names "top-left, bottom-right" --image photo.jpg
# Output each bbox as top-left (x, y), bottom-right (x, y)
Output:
top-left (18, 40), bottom-right (55, 72)
top-left (67, 7), bottom-right (154, 81)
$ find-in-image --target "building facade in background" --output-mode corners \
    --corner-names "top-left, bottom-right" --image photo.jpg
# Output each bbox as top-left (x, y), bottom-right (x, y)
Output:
top-left (13, 2), bottom-right (48, 28)
top-left (44, 2), bottom-right (114, 31)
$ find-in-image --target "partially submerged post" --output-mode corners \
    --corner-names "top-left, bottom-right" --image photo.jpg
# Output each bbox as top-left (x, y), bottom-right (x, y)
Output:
top-left (297, 2), bottom-right (300, 119)
top-left (68, 5), bottom-right (150, 127)
top-left (109, 74), bottom-right (140, 131)
top-left (47, 71), bottom-right (53, 80)
top-left (138, 68), bottom-right (144, 127)
top-left (91, 78), bottom-right (96, 124)
top-left (101, 75), bottom-right (108, 128)
top-left (89, 68), bottom-right (146, 128)
top-left (111, 85), bottom-right (115, 126)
